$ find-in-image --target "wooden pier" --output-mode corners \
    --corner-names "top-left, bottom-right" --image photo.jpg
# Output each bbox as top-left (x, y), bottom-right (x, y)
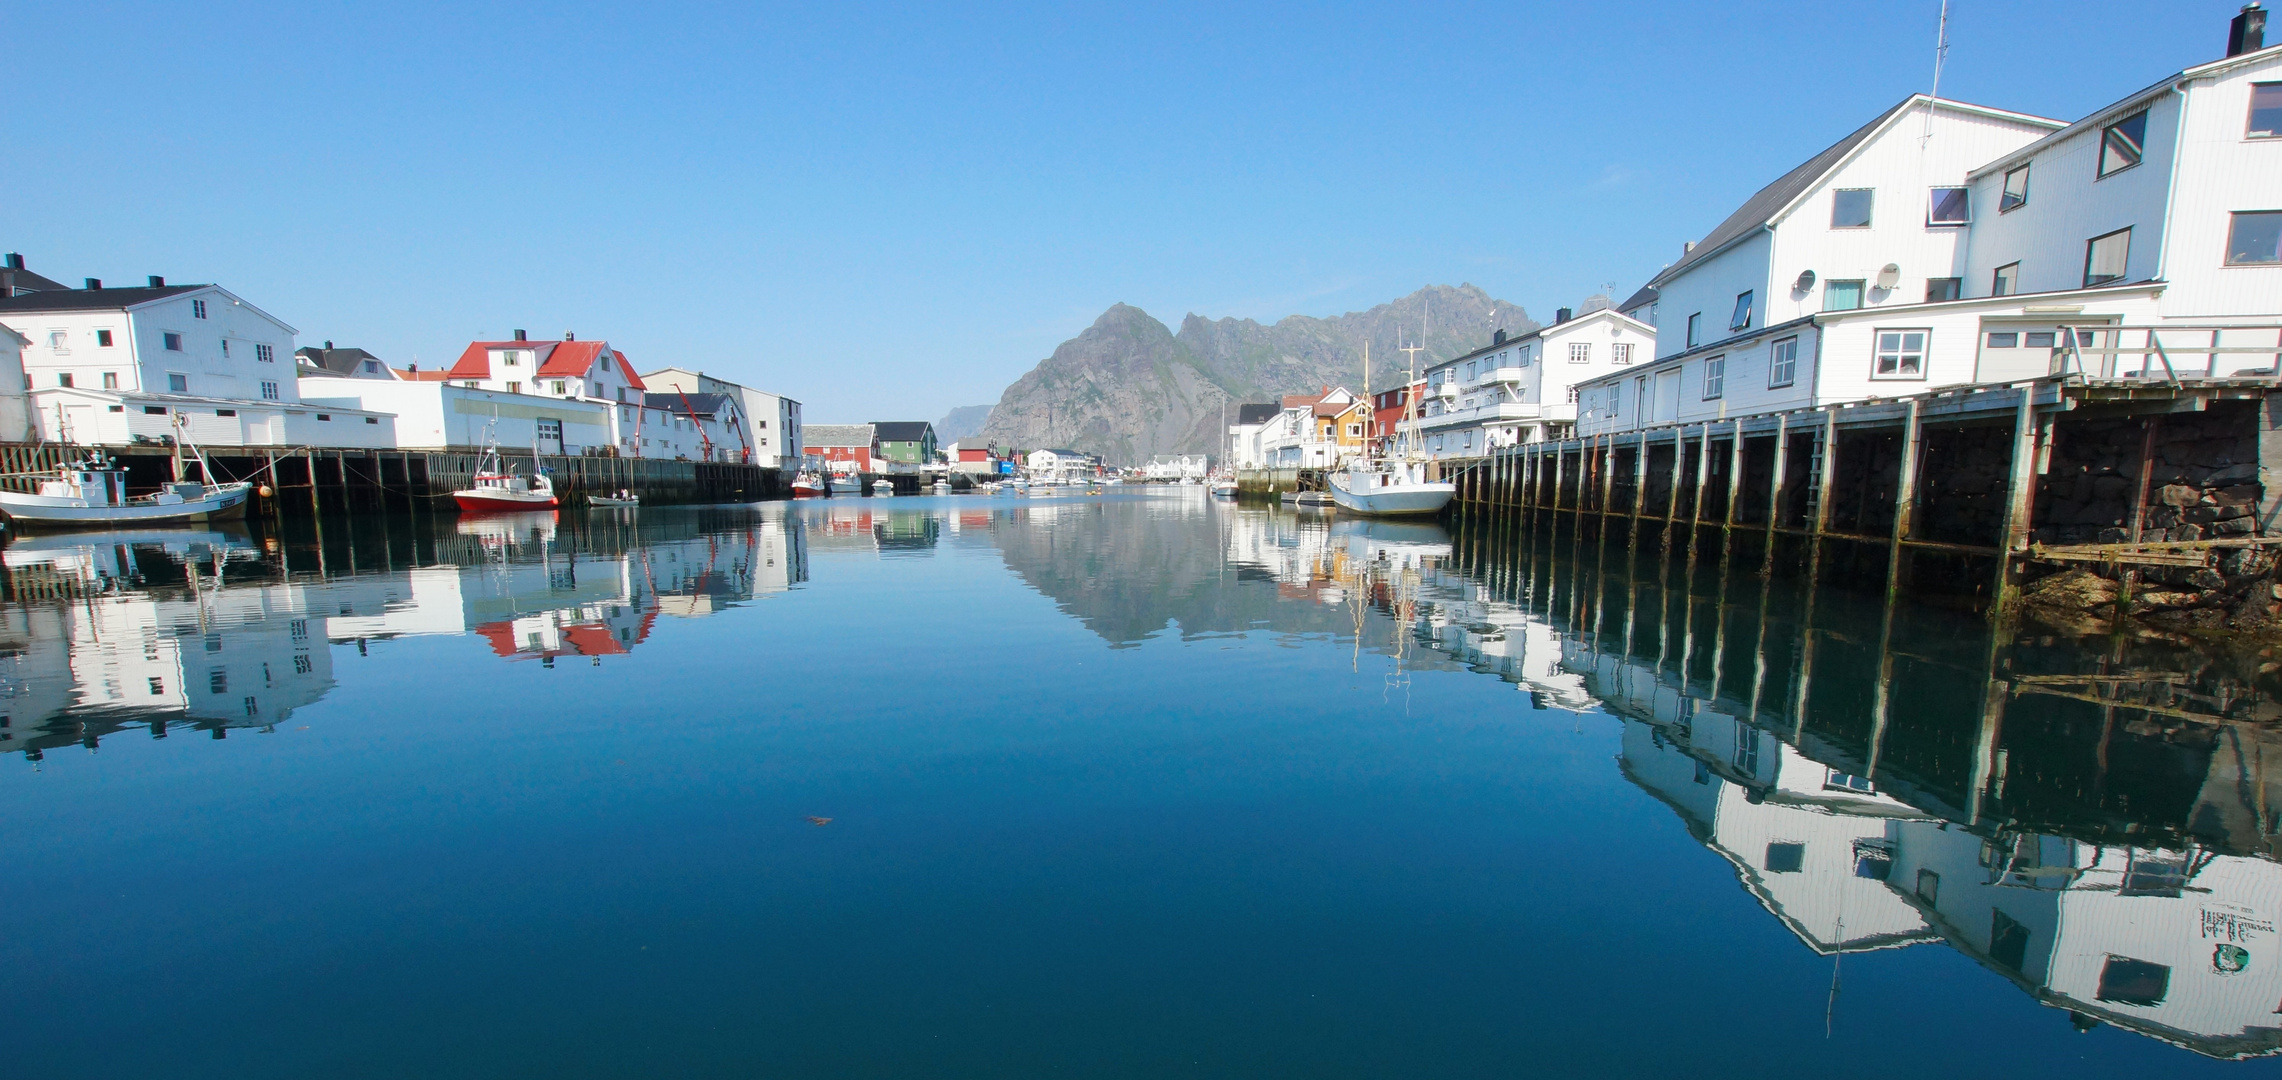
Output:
top-left (1436, 375), bottom-right (2282, 622)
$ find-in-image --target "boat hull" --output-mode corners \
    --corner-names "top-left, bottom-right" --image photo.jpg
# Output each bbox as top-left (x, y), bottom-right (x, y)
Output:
top-left (0, 483), bottom-right (252, 527)
top-left (453, 490), bottom-right (559, 513)
top-left (1328, 474), bottom-right (1454, 517)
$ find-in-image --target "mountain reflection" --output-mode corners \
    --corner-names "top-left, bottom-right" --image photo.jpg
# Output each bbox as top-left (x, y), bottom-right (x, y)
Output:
top-left (0, 509), bottom-right (804, 758)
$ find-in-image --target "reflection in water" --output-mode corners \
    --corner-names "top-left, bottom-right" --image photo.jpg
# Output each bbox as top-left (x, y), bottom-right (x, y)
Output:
top-left (0, 509), bottom-right (805, 758)
top-left (5, 491), bottom-right (2279, 1064)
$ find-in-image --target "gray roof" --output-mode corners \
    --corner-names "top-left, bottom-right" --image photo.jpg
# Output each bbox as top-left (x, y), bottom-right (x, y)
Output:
top-left (295, 345), bottom-right (383, 375)
top-left (804, 423), bottom-right (875, 448)
top-left (870, 421), bottom-right (935, 443)
top-left (0, 284), bottom-right (206, 313)
top-left (1618, 285), bottom-right (1658, 312)
top-left (1646, 97), bottom-right (1914, 290)
top-left (1235, 403), bottom-right (1280, 425)
top-left (1038, 447), bottom-right (1093, 458)
top-left (646, 391), bottom-right (735, 417)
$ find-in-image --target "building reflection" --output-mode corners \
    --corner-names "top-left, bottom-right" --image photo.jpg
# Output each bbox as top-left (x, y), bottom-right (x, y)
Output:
top-left (0, 507), bottom-right (805, 757)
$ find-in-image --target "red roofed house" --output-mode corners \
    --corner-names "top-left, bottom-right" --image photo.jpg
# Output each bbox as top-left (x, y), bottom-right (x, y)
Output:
top-left (433, 329), bottom-right (717, 458)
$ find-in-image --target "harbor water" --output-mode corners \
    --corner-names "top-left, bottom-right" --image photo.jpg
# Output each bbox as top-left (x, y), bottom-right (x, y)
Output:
top-left (2, 490), bottom-right (2278, 1077)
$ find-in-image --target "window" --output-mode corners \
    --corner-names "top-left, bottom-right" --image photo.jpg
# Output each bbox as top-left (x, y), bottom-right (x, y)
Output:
top-left (2253, 84), bottom-right (2282, 138)
top-left (1685, 312), bottom-right (1702, 347)
top-left (1925, 277), bottom-right (1962, 303)
top-left (1992, 262), bottom-right (2020, 296)
top-left (209, 669), bottom-right (227, 693)
top-left (1990, 911), bottom-right (2031, 973)
top-left (366, 416), bottom-right (379, 425)
top-left (2226, 211), bottom-right (2282, 265)
top-left (2096, 957), bottom-right (2170, 1006)
top-left (362, 360), bottom-right (379, 373)
top-left (293, 654), bottom-right (313, 675)
top-left (1998, 168), bottom-right (2031, 215)
top-left (192, 299), bottom-right (208, 319)
top-left (220, 339), bottom-right (229, 357)
top-left (1569, 342), bottom-right (1591, 363)
top-left (1831, 188), bottom-right (1874, 228)
top-left (599, 353), bottom-right (612, 371)
top-left (46, 330), bottom-right (67, 353)
top-left (2024, 331), bottom-right (2057, 348)
top-left (1769, 336), bottom-right (1798, 388)
top-left (162, 332), bottom-right (182, 351)
top-left (56, 373), bottom-right (72, 388)
top-left (1873, 329), bottom-right (1929, 378)
top-left (95, 329), bottom-right (113, 347)
top-left (2084, 227), bottom-right (2132, 286)
top-left (1567, 386), bottom-right (1581, 404)
top-left (216, 409), bottom-right (235, 417)
top-left (500, 350), bottom-right (522, 366)
top-left (316, 414), bottom-right (331, 421)
top-left (167, 373), bottom-right (187, 392)
top-left (1466, 362), bottom-right (1477, 379)
top-left (1703, 355), bottom-right (1725, 399)
top-left (260, 381), bottom-right (279, 401)
top-left (551, 380), bottom-right (568, 395)
top-left (107, 405), bottom-right (121, 412)
top-left (2099, 110), bottom-right (2147, 177)
top-left (255, 343), bottom-right (274, 363)
top-left (1765, 842), bottom-right (1805, 874)
top-left (101, 372), bottom-right (117, 389)
top-left (1612, 342), bottom-right (1633, 365)
top-left (1915, 869), bottom-right (1940, 903)
top-left (1986, 331), bottom-right (2020, 348)
top-left (1729, 290), bottom-right (1753, 331)
top-left (149, 677), bottom-right (164, 695)
top-left (1824, 280), bottom-right (1864, 311)
top-left (144, 406), bottom-right (168, 415)
top-left (506, 381), bottom-right (522, 394)
top-left (1928, 186), bottom-right (1970, 225)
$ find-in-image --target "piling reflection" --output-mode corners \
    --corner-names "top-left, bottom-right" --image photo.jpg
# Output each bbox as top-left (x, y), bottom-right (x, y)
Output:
top-left (1418, 515), bottom-right (2282, 1059)
top-left (0, 507), bottom-right (806, 758)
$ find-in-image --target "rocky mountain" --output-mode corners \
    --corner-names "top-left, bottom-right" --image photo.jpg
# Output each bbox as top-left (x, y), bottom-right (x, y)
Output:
top-left (934, 404), bottom-right (993, 444)
top-left (977, 284), bottom-right (1533, 463)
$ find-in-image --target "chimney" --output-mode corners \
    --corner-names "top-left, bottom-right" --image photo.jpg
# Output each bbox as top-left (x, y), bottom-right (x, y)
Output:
top-left (147, 275), bottom-right (165, 288)
top-left (513, 329), bottom-right (527, 341)
top-left (1683, 240), bottom-right (1696, 257)
top-left (2231, 3), bottom-right (2267, 56)
top-left (1493, 329), bottom-right (1507, 345)
top-left (84, 278), bottom-right (101, 290)
top-left (3, 254), bottom-right (22, 271)
top-left (565, 331), bottom-right (575, 341)
top-left (1556, 307), bottom-right (1574, 323)
top-left (324, 340), bottom-right (334, 350)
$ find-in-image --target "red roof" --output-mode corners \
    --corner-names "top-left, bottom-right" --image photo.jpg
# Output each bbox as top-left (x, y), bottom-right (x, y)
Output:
top-left (614, 351), bottom-right (646, 392)
top-left (443, 339), bottom-right (644, 391)
top-left (1281, 393), bottom-right (1324, 409)
top-left (538, 340), bottom-right (606, 377)
top-left (398, 368), bottom-right (455, 382)
top-left (447, 340), bottom-right (558, 380)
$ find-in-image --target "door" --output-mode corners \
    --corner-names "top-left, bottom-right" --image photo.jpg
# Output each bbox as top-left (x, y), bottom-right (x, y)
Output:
top-left (1651, 370), bottom-right (1682, 423)
top-left (535, 418), bottom-right (564, 456)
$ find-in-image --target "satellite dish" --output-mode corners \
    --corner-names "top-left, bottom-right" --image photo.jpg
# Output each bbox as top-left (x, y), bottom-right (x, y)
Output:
top-left (1794, 269), bottom-right (1817, 293)
top-left (1877, 263), bottom-right (1902, 290)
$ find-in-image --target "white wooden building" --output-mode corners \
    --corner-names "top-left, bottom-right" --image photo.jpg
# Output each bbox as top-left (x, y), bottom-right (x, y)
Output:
top-left (644, 366), bottom-right (805, 470)
top-left (1412, 304), bottom-right (1653, 457)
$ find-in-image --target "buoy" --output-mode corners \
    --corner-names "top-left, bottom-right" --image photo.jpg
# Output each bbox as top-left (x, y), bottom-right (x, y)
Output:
top-left (257, 484), bottom-right (273, 498)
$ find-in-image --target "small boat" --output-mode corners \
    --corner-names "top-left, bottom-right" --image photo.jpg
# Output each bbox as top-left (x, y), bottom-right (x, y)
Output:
top-left (590, 489), bottom-right (639, 508)
top-left (932, 479), bottom-right (952, 493)
top-left (791, 472), bottom-right (826, 498)
top-left (0, 452), bottom-right (250, 527)
top-left (828, 473), bottom-right (864, 494)
top-left (1328, 458), bottom-right (1454, 517)
top-left (1291, 490), bottom-right (1335, 508)
top-left (872, 478), bottom-right (895, 495)
top-left (452, 440), bottom-right (557, 512)
top-left (1209, 478), bottom-right (1237, 498)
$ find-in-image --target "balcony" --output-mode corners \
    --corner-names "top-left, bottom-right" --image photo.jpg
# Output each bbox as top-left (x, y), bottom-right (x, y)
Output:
top-left (1416, 400), bottom-right (1542, 430)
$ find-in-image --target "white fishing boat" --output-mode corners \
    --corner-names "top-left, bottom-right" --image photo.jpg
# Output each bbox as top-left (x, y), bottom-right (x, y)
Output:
top-left (872, 478), bottom-right (896, 495)
top-left (791, 472), bottom-right (826, 498)
top-left (1209, 478), bottom-right (1237, 498)
top-left (0, 452), bottom-right (251, 528)
top-left (590, 490), bottom-right (639, 508)
top-left (1326, 333), bottom-right (1454, 518)
top-left (828, 472), bottom-right (864, 494)
top-left (451, 438), bottom-right (557, 513)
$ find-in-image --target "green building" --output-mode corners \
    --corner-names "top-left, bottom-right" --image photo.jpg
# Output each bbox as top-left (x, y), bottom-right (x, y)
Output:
top-left (870, 421), bottom-right (939, 465)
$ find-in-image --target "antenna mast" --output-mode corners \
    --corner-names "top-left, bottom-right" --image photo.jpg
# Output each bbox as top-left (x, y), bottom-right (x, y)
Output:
top-left (1922, 0), bottom-right (1951, 147)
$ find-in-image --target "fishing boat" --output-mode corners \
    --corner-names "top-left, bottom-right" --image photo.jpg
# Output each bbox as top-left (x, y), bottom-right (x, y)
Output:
top-left (791, 472), bottom-right (826, 498)
top-left (828, 472), bottom-right (864, 494)
top-left (591, 490), bottom-right (639, 508)
top-left (0, 450), bottom-right (251, 528)
top-left (871, 478), bottom-right (896, 495)
top-left (1325, 334), bottom-right (1454, 518)
top-left (1209, 477), bottom-right (1237, 498)
top-left (451, 439), bottom-right (557, 512)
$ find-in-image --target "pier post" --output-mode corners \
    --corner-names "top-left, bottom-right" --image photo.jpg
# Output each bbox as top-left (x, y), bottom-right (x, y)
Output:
top-left (1885, 398), bottom-right (1924, 603)
top-left (1762, 414), bottom-right (1790, 577)
top-left (1724, 422), bottom-right (1744, 529)
top-left (1806, 409), bottom-right (1837, 587)
top-left (1630, 433), bottom-right (1648, 526)
top-left (1992, 386), bottom-right (2043, 623)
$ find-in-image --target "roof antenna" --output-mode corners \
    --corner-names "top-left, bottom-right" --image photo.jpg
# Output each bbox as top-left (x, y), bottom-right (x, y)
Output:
top-left (1922, 0), bottom-right (1951, 148)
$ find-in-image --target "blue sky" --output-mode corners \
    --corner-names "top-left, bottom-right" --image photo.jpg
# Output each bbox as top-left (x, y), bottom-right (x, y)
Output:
top-left (0, 1), bottom-right (2248, 421)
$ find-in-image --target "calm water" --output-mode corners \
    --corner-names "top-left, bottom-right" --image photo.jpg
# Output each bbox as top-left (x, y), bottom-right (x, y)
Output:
top-left (3, 491), bottom-right (2278, 1078)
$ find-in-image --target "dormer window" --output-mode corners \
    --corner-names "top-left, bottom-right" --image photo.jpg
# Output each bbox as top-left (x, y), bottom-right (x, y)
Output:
top-left (600, 354), bottom-right (612, 372)
top-left (497, 349), bottom-right (525, 367)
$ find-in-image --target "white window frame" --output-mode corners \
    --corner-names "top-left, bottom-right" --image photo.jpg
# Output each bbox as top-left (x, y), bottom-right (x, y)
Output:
top-left (1703, 355), bottom-right (1725, 399)
top-left (1569, 342), bottom-right (1591, 364)
top-left (259, 381), bottom-right (280, 401)
top-left (2000, 165), bottom-right (2030, 212)
top-left (1927, 186), bottom-right (1971, 226)
top-left (1872, 329), bottom-right (1930, 380)
top-left (1769, 336), bottom-right (1799, 389)
top-left (1612, 342), bottom-right (1633, 365)
top-left (2083, 227), bottom-right (2132, 287)
top-left (1992, 262), bottom-right (2021, 296)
